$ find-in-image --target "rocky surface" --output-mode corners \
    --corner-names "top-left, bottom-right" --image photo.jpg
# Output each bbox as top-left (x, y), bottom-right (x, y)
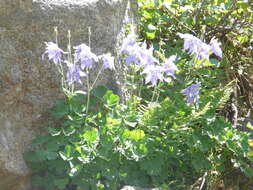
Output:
top-left (0, 0), bottom-right (137, 189)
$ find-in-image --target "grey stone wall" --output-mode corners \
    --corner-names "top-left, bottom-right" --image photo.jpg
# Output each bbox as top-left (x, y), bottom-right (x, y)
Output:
top-left (0, 0), bottom-right (137, 189)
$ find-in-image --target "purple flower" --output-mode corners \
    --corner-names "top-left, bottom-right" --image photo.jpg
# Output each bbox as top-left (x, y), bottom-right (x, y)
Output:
top-left (66, 62), bottom-right (85, 85)
top-left (210, 38), bottom-right (222, 58)
top-left (121, 34), bottom-right (137, 54)
top-left (138, 42), bottom-right (158, 67)
top-left (99, 53), bottom-right (115, 70)
top-left (125, 54), bottom-right (139, 65)
top-left (181, 83), bottom-right (201, 104)
top-left (163, 55), bottom-right (178, 77)
top-left (43, 42), bottom-right (63, 64)
top-left (143, 65), bottom-right (163, 86)
top-left (177, 33), bottom-right (211, 60)
top-left (123, 41), bottom-right (142, 65)
top-left (121, 36), bottom-right (158, 67)
top-left (74, 44), bottom-right (98, 69)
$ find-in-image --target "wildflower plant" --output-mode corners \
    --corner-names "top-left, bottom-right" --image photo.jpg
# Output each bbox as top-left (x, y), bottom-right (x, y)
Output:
top-left (25, 16), bottom-right (253, 190)
top-left (43, 27), bottom-right (115, 115)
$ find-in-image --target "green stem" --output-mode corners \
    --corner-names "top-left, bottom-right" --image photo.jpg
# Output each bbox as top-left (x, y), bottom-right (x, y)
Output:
top-left (86, 68), bottom-right (90, 115)
top-left (155, 88), bottom-right (160, 102)
top-left (90, 64), bottom-right (104, 90)
top-left (151, 86), bottom-right (157, 102)
top-left (86, 27), bottom-right (92, 115)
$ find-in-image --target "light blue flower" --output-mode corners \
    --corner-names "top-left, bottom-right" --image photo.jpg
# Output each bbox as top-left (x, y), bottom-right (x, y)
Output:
top-left (122, 36), bottom-right (158, 67)
top-left (138, 42), bottom-right (158, 67)
top-left (121, 34), bottom-right (137, 54)
top-left (74, 44), bottom-right (98, 69)
top-left (99, 53), bottom-right (115, 70)
top-left (143, 65), bottom-right (163, 86)
top-left (177, 33), bottom-right (211, 60)
top-left (163, 55), bottom-right (178, 77)
top-left (66, 62), bottom-right (85, 85)
top-left (210, 37), bottom-right (222, 58)
top-left (43, 42), bottom-right (63, 64)
top-left (181, 83), bottom-right (201, 104)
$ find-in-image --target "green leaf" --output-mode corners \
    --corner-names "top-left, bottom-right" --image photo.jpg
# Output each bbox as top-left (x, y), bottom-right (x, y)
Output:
top-left (123, 129), bottom-right (145, 141)
top-left (48, 127), bottom-right (61, 136)
top-left (104, 91), bottom-right (119, 107)
top-left (246, 122), bottom-right (253, 130)
top-left (140, 156), bottom-right (164, 175)
top-left (31, 135), bottom-right (49, 147)
top-left (49, 100), bottom-right (67, 119)
top-left (130, 129), bottom-right (145, 140)
top-left (63, 125), bottom-right (76, 136)
top-left (54, 178), bottom-right (69, 189)
top-left (92, 85), bottom-right (109, 100)
top-left (124, 120), bottom-right (137, 128)
top-left (146, 32), bottom-right (155, 39)
top-left (83, 128), bottom-right (98, 143)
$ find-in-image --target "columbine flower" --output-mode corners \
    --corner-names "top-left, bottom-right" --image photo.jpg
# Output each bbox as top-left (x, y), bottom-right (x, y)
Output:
top-left (121, 34), bottom-right (137, 54)
top-left (66, 62), bottom-right (85, 85)
top-left (74, 44), bottom-right (98, 69)
top-left (209, 37), bottom-right (222, 58)
top-left (163, 55), bottom-right (178, 77)
top-left (121, 36), bottom-right (158, 67)
top-left (138, 42), bottom-right (158, 67)
top-left (99, 53), bottom-right (115, 70)
top-left (181, 83), bottom-right (201, 104)
top-left (125, 54), bottom-right (139, 65)
top-left (177, 33), bottom-right (211, 60)
top-left (143, 65), bottom-right (163, 86)
top-left (122, 40), bottom-right (142, 65)
top-left (43, 42), bottom-right (63, 64)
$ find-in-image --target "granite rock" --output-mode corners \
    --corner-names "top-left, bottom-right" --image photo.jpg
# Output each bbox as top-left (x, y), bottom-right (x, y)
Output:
top-left (0, 0), bottom-right (137, 189)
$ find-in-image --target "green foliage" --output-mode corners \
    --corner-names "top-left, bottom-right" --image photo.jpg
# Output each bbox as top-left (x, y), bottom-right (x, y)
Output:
top-left (138, 0), bottom-right (253, 116)
top-left (24, 80), bottom-right (253, 190)
top-left (24, 0), bottom-right (253, 189)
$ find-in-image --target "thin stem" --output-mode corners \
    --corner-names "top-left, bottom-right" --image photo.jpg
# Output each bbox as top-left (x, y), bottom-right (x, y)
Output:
top-left (59, 62), bottom-right (65, 89)
top-left (86, 68), bottom-right (90, 115)
top-left (155, 88), bottom-right (160, 102)
top-left (138, 79), bottom-right (143, 98)
top-left (151, 86), bottom-right (157, 102)
top-left (67, 30), bottom-right (75, 94)
top-left (54, 27), bottom-right (66, 92)
top-left (90, 64), bottom-right (104, 90)
top-left (86, 27), bottom-right (92, 115)
top-left (54, 27), bottom-right (58, 45)
top-left (88, 27), bottom-right (91, 48)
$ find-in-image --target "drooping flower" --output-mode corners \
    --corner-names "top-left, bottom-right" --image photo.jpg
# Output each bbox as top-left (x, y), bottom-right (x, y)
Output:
top-left (143, 65), bottom-right (163, 86)
top-left (125, 54), bottom-right (139, 65)
top-left (138, 42), bottom-right (158, 67)
top-left (66, 62), bottom-right (85, 85)
top-left (121, 34), bottom-right (137, 54)
top-left (181, 83), bottom-right (201, 104)
top-left (43, 42), bottom-right (63, 64)
top-left (209, 37), bottom-right (222, 58)
top-left (74, 44), bottom-right (98, 69)
top-left (177, 33), bottom-right (211, 60)
top-left (121, 36), bottom-right (158, 67)
top-left (163, 55), bottom-right (178, 77)
top-left (99, 53), bottom-right (115, 70)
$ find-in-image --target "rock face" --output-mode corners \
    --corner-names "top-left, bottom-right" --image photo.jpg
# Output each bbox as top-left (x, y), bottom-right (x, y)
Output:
top-left (0, 0), bottom-right (137, 189)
